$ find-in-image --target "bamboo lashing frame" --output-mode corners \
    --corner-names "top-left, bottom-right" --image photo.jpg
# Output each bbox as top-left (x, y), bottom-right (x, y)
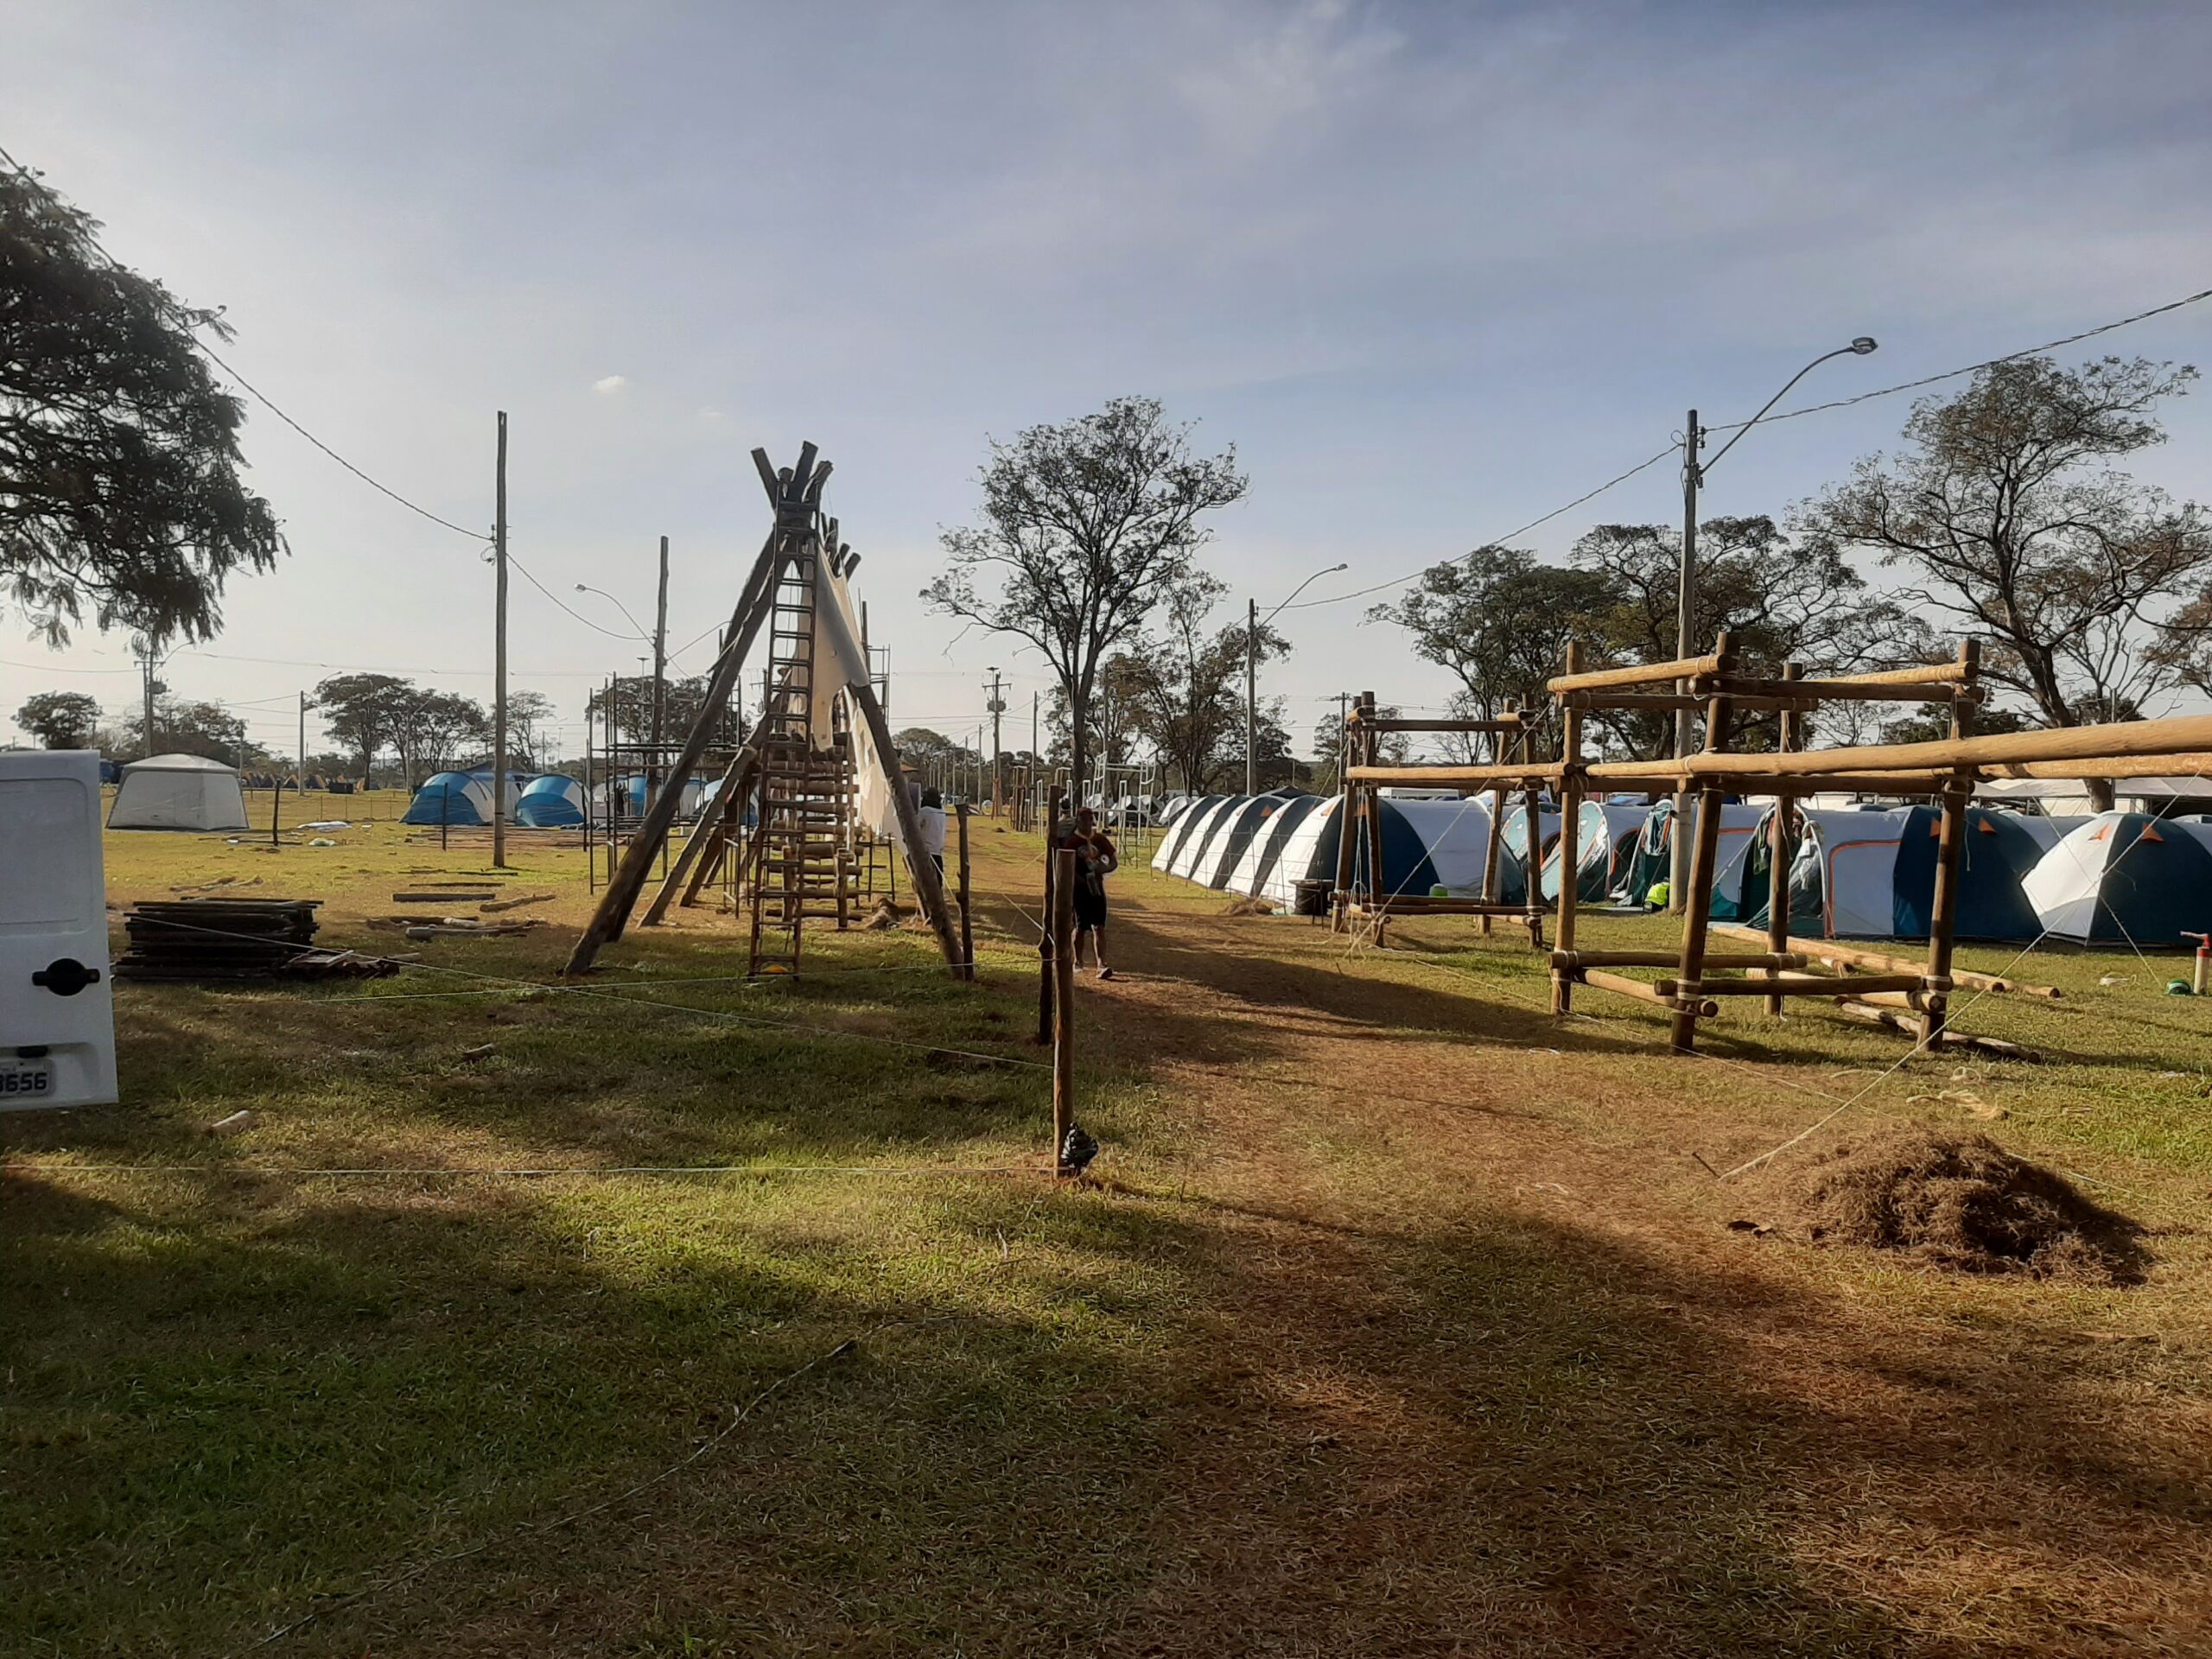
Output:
top-left (1351, 633), bottom-right (2212, 1054)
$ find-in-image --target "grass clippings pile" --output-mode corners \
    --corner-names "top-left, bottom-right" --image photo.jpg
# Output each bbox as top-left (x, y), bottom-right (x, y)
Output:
top-left (1802, 1129), bottom-right (2145, 1283)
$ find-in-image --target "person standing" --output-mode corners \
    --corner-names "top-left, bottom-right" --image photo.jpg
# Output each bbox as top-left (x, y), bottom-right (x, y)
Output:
top-left (916, 787), bottom-right (949, 880)
top-left (1060, 806), bottom-right (1119, 979)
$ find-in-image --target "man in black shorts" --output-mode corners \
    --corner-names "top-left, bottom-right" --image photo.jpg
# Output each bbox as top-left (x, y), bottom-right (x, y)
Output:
top-left (1063, 807), bottom-right (1118, 979)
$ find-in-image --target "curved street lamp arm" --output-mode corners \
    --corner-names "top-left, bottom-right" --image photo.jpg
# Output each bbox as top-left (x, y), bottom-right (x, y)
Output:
top-left (1262, 562), bottom-right (1351, 627)
top-left (1702, 343), bottom-right (1869, 475)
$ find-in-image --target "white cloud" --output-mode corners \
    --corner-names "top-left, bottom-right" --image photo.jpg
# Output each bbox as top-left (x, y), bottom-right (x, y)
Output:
top-left (696, 406), bottom-right (727, 422)
top-left (591, 374), bottom-right (627, 394)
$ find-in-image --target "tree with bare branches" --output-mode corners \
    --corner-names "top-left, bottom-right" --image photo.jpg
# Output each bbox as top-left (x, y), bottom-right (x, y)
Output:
top-left (923, 397), bottom-right (1246, 804)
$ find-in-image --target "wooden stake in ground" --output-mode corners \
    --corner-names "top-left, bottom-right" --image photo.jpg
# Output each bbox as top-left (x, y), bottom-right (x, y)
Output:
top-left (957, 802), bottom-right (975, 982)
top-left (1765, 661), bottom-right (1801, 1018)
top-left (1052, 846), bottom-right (1076, 1172)
top-left (1552, 644), bottom-right (1583, 1014)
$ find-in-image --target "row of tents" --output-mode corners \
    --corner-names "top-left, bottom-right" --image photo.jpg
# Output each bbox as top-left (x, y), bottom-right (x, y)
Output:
top-left (1151, 790), bottom-right (2212, 946)
top-left (398, 771), bottom-right (716, 829)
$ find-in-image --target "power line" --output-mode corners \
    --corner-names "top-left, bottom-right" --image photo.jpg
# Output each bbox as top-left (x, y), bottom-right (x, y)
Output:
top-left (1704, 283), bottom-right (2212, 435)
top-left (0, 140), bottom-right (487, 546)
top-left (506, 555), bottom-right (644, 642)
top-left (1281, 282), bottom-right (2212, 619)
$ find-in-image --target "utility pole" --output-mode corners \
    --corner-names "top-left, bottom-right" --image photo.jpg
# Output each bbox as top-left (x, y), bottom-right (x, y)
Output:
top-left (652, 534), bottom-right (670, 754)
top-left (1336, 690), bottom-right (1351, 789)
top-left (1246, 596), bottom-right (1259, 796)
top-left (987, 667), bottom-right (1004, 815)
top-left (1669, 409), bottom-right (1701, 912)
top-left (140, 647), bottom-right (156, 760)
top-left (298, 690), bottom-right (308, 797)
top-left (492, 410), bottom-right (510, 869)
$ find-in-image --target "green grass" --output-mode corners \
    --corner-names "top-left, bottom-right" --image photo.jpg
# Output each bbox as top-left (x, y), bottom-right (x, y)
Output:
top-left (4, 811), bottom-right (2211, 1654)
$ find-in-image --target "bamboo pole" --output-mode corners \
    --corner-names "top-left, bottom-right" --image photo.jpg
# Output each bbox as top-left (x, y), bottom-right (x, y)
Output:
top-left (1594, 712), bottom-right (2212, 782)
top-left (1579, 969), bottom-right (1719, 1018)
top-left (1548, 651), bottom-right (1723, 694)
top-left (1766, 662), bottom-right (1800, 1017)
top-left (1552, 643), bottom-right (1583, 1013)
top-left (957, 802), bottom-right (975, 982)
top-left (1051, 847), bottom-right (1076, 1173)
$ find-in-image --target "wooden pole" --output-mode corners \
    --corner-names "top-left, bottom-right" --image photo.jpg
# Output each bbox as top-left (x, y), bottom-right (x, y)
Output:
top-left (492, 410), bottom-right (510, 870)
top-left (1330, 702), bottom-right (1359, 925)
top-left (1358, 693), bottom-right (1386, 923)
top-left (1553, 644), bottom-right (1583, 1013)
top-left (842, 671), bottom-right (965, 978)
top-left (563, 448), bottom-right (804, 974)
top-left (1922, 639), bottom-right (1980, 1046)
top-left (1521, 716), bottom-right (1544, 949)
top-left (1765, 661), bottom-right (1800, 1017)
top-left (1038, 833), bottom-right (1056, 1043)
top-left (1669, 630), bottom-right (1735, 1052)
top-left (957, 802), bottom-right (975, 982)
top-left (1052, 847), bottom-right (1076, 1172)
top-left (641, 737), bottom-right (762, 925)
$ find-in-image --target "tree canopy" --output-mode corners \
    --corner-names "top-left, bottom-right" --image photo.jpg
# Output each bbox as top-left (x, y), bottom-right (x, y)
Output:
top-left (924, 397), bottom-right (1246, 802)
top-left (1798, 355), bottom-right (2210, 735)
top-left (15, 688), bottom-right (101, 748)
top-left (1, 160), bottom-right (283, 645)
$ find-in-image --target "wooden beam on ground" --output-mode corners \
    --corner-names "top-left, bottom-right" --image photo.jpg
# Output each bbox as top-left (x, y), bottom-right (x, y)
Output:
top-left (1579, 968), bottom-right (1718, 1019)
top-left (1712, 925), bottom-right (2060, 997)
top-left (1556, 949), bottom-right (1806, 970)
top-left (1660, 972), bottom-right (1934, 998)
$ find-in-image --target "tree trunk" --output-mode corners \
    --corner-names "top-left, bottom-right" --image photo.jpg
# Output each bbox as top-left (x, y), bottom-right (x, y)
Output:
top-left (1068, 691), bottom-right (1090, 822)
top-left (2086, 777), bottom-right (2117, 812)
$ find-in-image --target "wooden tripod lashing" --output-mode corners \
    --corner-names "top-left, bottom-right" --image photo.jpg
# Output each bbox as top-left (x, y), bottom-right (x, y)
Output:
top-left (564, 442), bottom-right (964, 982)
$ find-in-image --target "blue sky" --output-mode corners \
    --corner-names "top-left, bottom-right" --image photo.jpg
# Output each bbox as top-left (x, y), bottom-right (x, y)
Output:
top-left (6, 0), bottom-right (2211, 757)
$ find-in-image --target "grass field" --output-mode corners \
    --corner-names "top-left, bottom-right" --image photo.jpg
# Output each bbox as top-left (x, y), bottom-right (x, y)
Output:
top-left (5, 799), bottom-right (2211, 1656)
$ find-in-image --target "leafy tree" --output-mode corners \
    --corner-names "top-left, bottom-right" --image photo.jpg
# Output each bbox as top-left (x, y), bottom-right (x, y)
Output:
top-left (1569, 516), bottom-right (1935, 758)
top-left (121, 696), bottom-right (259, 766)
top-left (505, 690), bottom-right (557, 766)
top-left (1800, 355), bottom-right (2212, 793)
top-left (1878, 702), bottom-right (2032, 747)
top-left (1368, 547), bottom-right (1618, 760)
top-left (588, 674), bottom-right (732, 749)
top-left (1112, 571), bottom-right (1286, 791)
top-left (390, 688), bottom-right (487, 785)
top-left (924, 397), bottom-right (1247, 805)
top-left (15, 689), bottom-right (101, 748)
top-left (1, 159), bottom-right (283, 644)
top-left (1307, 702), bottom-right (1412, 791)
top-left (313, 673), bottom-right (409, 783)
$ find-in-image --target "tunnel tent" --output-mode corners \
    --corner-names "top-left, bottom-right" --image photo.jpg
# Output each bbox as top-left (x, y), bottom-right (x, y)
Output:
top-left (592, 774), bottom-right (707, 821)
top-left (402, 771), bottom-right (495, 827)
top-left (1152, 793), bottom-right (1229, 873)
top-left (1158, 794), bottom-right (1198, 826)
top-left (1198, 791), bottom-right (1306, 889)
top-left (1541, 799), bottom-right (1653, 903)
top-left (107, 753), bottom-right (251, 831)
top-left (1227, 792), bottom-right (1327, 897)
top-left (2021, 811), bottom-right (2212, 945)
top-left (514, 774), bottom-right (586, 828)
top-left (1746, 804), bottom-right (2062, 942)
top-left (1166, 796), bottom-right (1244, 880)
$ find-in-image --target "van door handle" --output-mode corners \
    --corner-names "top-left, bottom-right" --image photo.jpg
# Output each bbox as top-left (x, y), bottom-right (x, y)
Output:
top-left (31, 958), bottom-right (101, 996)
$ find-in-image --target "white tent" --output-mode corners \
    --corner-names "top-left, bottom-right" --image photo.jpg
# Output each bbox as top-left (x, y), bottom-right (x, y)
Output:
top-left (1227, 794), bottom-right (1329, 897)
top-left (1164, 797), bottom-right (1242, 880)
top-left (1152, 793), bottom-right (1230, 874)
top-left (108, 753), bottom-right (251, 831)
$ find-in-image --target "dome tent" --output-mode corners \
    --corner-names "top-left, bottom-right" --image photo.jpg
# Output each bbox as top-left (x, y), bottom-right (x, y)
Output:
top-left (515, 774), bottom-right (586, 828)
top-left (1608, 798), bottom-right (1765, 910)
top-left (1751, 804), bottom-right (2069, 943)
top-left (402, 772), bottom-right (494, 827)
top-left (1244, 795), bottom-right (1527, 910)
top-left (1541, 799), bottom-right (1652, 904)
top-left (2021, 812), bottom-right (2212, 945)
top-left (592, 774), bottom-right (706, 820)
top-left (107, 753), bottom-right (250, 831)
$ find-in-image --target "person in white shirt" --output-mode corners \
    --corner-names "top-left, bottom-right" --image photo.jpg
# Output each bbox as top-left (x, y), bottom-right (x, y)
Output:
top-left (916, 788), bottom-right (949, 878)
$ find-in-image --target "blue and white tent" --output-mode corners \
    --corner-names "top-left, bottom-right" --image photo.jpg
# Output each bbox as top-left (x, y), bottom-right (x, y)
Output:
top-left (514, 774), bottom-right (586, 828)
top-left (2022, 811), bottom-right (2212, 944)
top-left (402, 772), bottom-right (494, 826)
top-left (1541, 799), bottom-right (1654, 903)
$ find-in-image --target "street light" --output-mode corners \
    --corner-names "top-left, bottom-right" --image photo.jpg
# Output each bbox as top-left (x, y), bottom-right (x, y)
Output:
top-left (574, 582), bottom-right (651, 640)
top-left (1249, 563), bottom-right (1350, 795)
top-left (1669, 337), bottom-right (1877, 908)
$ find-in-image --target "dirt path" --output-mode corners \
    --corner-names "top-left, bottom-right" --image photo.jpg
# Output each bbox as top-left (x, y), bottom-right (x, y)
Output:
top-left (1010, 885), bottom-right (2212, 1657)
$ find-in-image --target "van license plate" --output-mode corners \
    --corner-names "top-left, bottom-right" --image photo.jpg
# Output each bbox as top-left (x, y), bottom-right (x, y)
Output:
top-left (0, 1065), bottom-right (54, 1099)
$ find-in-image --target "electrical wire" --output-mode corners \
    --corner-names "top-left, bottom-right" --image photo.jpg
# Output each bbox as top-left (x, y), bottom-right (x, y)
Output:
top-left (506, 555), bottom-right (645, 642)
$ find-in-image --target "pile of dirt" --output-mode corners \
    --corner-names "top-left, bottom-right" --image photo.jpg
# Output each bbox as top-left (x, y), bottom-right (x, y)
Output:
top-left (1799, 1129), bottom-right (2144, 1284)
top-left (1222, 896), bottom-right (1275, 917)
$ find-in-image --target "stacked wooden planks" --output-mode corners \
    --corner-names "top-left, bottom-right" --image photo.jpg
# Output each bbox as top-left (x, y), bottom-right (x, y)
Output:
top-left (114, 899), bottom-right (324, 982)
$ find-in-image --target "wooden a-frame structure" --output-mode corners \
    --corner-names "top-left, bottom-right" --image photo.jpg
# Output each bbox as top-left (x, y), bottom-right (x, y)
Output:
top-left (563, 443), bottom-right (963, 980)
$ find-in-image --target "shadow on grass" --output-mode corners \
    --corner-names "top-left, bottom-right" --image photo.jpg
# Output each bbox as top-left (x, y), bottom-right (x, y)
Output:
top-left (13, 1147), bottom-right (2207, 1655)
